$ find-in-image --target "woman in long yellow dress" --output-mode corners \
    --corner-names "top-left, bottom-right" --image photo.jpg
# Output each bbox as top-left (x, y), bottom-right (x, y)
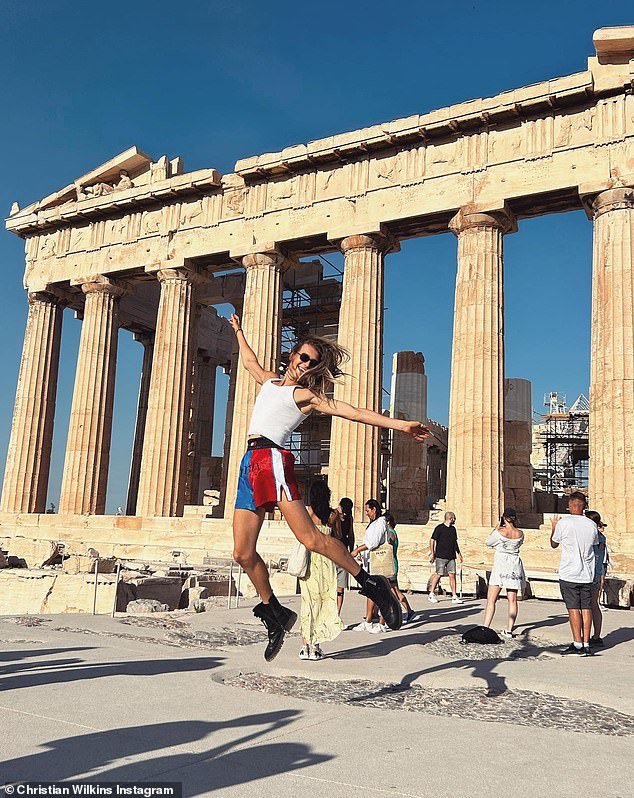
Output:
top-left (299, 481), bottom-right (344, 660)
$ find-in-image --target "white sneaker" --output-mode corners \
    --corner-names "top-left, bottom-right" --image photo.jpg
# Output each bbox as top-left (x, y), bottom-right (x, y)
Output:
top-left (451, 596), bottom-right (464, 604)
top-left (370, 623), bottom-right (386, 634)
top-left (501, 629), bottom-right (514, 639)
top-left (428, 593), bottom-right (439, 603)
top-left (351, 621), bottom-right (373, 632)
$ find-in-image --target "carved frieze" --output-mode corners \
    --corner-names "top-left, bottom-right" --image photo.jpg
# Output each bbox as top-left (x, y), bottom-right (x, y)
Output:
top-left (38, 232), bottom-right (57, 259)
top-left (398, 145), bottom-right (426, 184)
top-left (245, 182), bottom-right (268, 216)
top-left (142, 210), bottom-right (162, 236)
top-left (179, 199), bottom-right (204, 228)
top-left (295, 171), bottom-right (316, 207)
top-left (596, 95), bottom-right (628, 144)
top-left (267, 177), bottom-right (296, 209)
top-left (524, 115), bottom-right (554, 160)
top-left (426, 139), bottom-right (458, 175)
top-left (346, 158), bottom-right (370, 195)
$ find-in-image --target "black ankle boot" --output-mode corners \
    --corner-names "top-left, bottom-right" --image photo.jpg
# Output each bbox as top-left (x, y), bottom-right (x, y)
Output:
top-left (360, 575), bottom-right (403, 630)
top-left (253, 600), bottom-right (297, 662)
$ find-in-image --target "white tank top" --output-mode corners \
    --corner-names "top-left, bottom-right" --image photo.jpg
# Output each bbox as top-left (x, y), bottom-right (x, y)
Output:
top-left (247, 379), bottom-right (308, 448)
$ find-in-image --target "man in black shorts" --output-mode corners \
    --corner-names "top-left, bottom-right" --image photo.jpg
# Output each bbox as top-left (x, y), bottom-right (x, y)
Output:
top-left (550, 491), bottom-right (599, 656)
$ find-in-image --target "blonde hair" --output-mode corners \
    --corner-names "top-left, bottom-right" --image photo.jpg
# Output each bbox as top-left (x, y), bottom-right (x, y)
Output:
top-left (291, 336), bottom-right (349, 400)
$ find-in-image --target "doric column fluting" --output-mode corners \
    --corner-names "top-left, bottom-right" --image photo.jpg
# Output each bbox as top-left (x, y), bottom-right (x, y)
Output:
top-left (224, 254), bottom-right (284, 515)
top-left (445, 208), bottom-right (515, 529)
top-left (59, 278), bottom-right (124, 515)
top-left (136, 268), bottom-right (199, 517)
top-left (589, 187), bottom-right (634, 529)
top-left (328, 233), bottom-right (392, 519)
top-left (1, 291), bottom-right (64, 513)
top-left (126, 332), bottom-right (154, 516)
top-left (187, 352), bottom-right (216, 506)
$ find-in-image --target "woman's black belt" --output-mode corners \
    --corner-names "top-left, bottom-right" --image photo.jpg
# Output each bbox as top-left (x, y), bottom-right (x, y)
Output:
top-left (247, 436), bottom-right (282, 450)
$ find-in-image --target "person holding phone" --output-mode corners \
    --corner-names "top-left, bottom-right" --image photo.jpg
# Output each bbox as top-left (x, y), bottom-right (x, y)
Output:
top-left (482, 508), bottom-right (525, 638)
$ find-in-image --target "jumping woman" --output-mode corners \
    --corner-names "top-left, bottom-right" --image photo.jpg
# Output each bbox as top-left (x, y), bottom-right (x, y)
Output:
top-left (229, 313), bottom-right (430, 661)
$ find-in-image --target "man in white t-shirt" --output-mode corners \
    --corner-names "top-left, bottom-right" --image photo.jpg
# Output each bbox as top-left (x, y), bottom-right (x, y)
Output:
top-left (550, 491), bottom-right (599, 656)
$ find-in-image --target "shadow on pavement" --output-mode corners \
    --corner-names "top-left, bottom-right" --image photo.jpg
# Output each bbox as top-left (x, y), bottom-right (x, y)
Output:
top-left (0, 647), bottom-right (95, 664)
top-left (0, 655), bottom-right (224, 692)
top-left (3, 712), bottom-right (333, 792)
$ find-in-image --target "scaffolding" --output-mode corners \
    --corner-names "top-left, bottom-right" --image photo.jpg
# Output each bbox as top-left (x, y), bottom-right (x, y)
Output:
top-left (280, 258), bottom-right (343, 493)
top-left (534, 392), bottom-right (589, 495)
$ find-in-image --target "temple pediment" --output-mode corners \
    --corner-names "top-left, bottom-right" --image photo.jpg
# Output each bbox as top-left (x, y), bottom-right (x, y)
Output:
top-left (9, 146), bottom-right (188, 216)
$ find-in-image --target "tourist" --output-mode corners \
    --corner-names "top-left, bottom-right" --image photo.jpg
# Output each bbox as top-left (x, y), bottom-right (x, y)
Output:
top-left (482, 508), bottom-right (525, 638)
top-left (585, 509), bottom-right (608, 648)
top-left (299, 481), bottom-right (344, 660)
top-left (350, 499), bottom-right (391, 633)
top-left (229, 313), bottom-right (430, 661)
top-left (385, 512), bottom-right (414, 623)
top-left (427, 511), bottom-right (464, 604)
top-left (550, 491), bottom-right (599, 656)
top-left (335, 497), bottom-right (355, 614)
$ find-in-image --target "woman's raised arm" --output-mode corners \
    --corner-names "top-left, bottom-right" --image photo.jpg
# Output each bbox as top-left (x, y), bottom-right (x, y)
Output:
top-left (307, 394), bottom-right (430, 441)
top-left (229, 313), bottom-right (278, 385)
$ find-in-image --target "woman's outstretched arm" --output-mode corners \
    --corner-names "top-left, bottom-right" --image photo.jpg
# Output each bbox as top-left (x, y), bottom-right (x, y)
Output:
top-left (229, 313), bottom-right (278, 385)
top-left (307, 394), bottom-right (430, 440)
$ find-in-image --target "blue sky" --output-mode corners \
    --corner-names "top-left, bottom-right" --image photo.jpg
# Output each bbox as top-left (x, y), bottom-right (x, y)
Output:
top-left (1, 1), bottom-right (630, 512)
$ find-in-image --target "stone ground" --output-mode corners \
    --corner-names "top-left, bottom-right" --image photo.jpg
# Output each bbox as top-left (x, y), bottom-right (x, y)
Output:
top-left (1, 590), bottom-right (634, 797)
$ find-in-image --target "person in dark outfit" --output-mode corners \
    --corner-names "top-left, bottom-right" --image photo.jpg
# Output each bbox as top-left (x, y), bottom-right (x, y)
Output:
top-left (427, 511), bottom-right (464, 604)
top-left (335, 497), bottom-right (355, 614)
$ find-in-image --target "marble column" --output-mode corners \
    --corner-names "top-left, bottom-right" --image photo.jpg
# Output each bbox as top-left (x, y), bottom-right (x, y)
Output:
top-left (126, 332), bottom-right (154, 516)
top-left (187, 352), bottom-right (216, 506)
top-left (219, 330), bottom-right (240, 515)
top-left (136, 268), bottom-right (199, 517)
top-left (445, 208), bottom-right (515, 529)
top-left (327, 233), bottom-right (391, 520)
top-left (59, 277), bottom-right (124, 515)
top-left (1, 291), bottom-right (63, 513)
top-left (388, 351), bottom-right (428, 521)
top-left (589, 187), bottom-right (634, 529)
top-left (224, 253), bottom-right (284, 515)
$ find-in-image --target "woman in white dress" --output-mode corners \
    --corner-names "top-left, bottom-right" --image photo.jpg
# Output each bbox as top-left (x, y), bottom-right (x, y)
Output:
top-left (483, 508), bottom-right (526, 638)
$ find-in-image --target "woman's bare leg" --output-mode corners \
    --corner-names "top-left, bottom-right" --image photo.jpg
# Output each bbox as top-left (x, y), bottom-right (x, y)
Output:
top-left (483, 585), bottom-right (501, 627)
top-left (392, 582), bottom-right (412, 613)
top-left (232, 507), bottom-right (271, 599)
top-left (591, 588), bottom-right (602, 638)
top-left (506, 589), bottom-right (518, 632)
top-left (277, 495), bottom-right (361, 575)
top-left (337, 589), bottom-right (344, 614)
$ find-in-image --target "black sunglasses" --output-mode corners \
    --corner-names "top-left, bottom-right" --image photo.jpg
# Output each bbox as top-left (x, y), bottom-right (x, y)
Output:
top-left (298, 351), bottom-right (320, 368)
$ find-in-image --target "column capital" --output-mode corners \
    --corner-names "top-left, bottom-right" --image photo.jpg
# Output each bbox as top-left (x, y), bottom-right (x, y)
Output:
top-left (155, 266), bottom-right (202, 284)
top-left (590, 186), bottom-right (634, 220)
top-left (449, 205), bottom-right (517, 236)
top-left (27, 290), bottom-right (63, 306)
top-left (339, 231), bottom-right (399, 255)
top-left (242, 250), bottom-right (286, 271)
top-left (74, 275), bottom-right (126, 298)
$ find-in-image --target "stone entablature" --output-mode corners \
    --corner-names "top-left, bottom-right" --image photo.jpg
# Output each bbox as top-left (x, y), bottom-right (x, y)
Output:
top-left (7, 31), bottom-right (634, 294)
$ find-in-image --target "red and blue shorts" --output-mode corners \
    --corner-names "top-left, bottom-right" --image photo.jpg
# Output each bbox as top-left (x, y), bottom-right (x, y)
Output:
top-left (235, 438), bottom-right (302, 512)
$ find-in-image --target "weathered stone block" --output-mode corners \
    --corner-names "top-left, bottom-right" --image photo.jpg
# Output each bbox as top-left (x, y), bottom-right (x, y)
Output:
top-left (127, 598), bottom-right (170, 614)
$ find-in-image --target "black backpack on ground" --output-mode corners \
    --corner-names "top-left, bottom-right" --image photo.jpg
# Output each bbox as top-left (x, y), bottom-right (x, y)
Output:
top-left (461, 625), bottom-right (502, 644)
